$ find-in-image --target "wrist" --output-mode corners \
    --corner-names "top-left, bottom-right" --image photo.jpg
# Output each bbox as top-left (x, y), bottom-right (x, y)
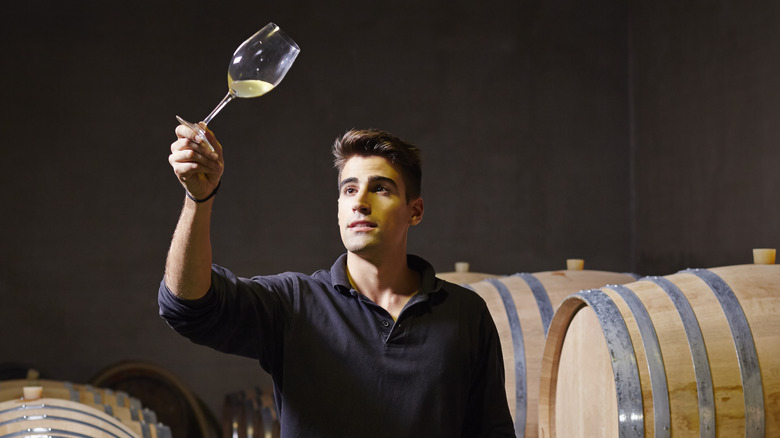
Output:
top-left (186, 180), bottom-right (221, 203)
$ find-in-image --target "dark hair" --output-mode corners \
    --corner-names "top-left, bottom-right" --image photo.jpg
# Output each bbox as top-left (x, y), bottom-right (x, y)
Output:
top-left (332, 128), bottom-right (422, 200)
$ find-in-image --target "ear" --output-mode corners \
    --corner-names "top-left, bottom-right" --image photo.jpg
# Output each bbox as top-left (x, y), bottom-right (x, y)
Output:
top-left (409, 197), bottom-right (424, 226)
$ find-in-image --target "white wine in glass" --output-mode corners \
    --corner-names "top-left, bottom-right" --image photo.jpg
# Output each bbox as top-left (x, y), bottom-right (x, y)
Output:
top-left (177, 22), bottom-right (300, 152)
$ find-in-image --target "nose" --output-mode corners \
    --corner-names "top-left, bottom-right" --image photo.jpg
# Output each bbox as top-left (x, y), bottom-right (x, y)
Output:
top-left (352, 190), bottom-right (371, 214)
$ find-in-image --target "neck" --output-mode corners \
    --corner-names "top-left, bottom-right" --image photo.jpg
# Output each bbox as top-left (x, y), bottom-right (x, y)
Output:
top-left (346, 250), bottom-right (418, 301)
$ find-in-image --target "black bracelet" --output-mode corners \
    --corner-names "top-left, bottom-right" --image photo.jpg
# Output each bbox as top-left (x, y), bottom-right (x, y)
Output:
top-left (186, 180), bottom-right (221, 203)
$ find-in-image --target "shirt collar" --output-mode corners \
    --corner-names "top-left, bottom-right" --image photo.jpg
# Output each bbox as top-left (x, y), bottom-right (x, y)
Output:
top-left (330, 253), bottom-right (444, 296)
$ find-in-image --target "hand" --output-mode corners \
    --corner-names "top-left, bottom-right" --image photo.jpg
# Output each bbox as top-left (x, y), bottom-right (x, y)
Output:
top-left (169, 123), bottom-right (224, 200)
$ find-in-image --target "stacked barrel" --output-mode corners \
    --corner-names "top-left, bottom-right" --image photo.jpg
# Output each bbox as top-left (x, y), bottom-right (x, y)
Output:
top-left (439, 259), bottom-right (638, 437)
top-left (0, 374), bottom-right (172, 437)
top-left (221, 387), bottom-right (280, 438)
top-left (89, 361), bottom-right (218, 438)
top-left (441, 249), bottom-right (779, 437)
top-left (538, 249), bottom-right (779, 437)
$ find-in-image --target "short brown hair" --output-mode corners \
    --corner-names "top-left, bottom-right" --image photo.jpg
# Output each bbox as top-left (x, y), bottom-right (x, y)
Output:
top-left (332, 129), bottom-right (422, 201)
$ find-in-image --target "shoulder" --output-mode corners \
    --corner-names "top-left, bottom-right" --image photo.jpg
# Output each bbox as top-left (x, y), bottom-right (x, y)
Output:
top-left (408, 254), bottom-right (491, 310)
top-left (435, 279), bottom-right (491, 308)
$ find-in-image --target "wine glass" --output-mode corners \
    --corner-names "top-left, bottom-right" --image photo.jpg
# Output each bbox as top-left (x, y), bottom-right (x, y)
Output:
top-left (177, 22), bottom-right (300, 152)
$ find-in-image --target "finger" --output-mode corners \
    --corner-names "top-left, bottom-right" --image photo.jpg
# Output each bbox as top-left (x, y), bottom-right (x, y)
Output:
top-left (175, 122), bottom-right (208, 141)
top-left (171, 137), bottom-right (202, 154)
top-left (171, 137), bottom-right (189, 153)
top-left (169, 155), bottom-right (221, 183)
top-left (174, 123), bottom-right (212, 153)
top-left (169, 149), bottom-right (223, 173)
top-left (171, 137), bottom-right (220, 163)
top-left (175, 123), bottom-right (198, 140)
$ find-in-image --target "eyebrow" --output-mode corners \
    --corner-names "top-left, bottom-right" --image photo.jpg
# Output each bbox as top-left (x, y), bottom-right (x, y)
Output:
top-left (338, 175), bottom-right (399, 191)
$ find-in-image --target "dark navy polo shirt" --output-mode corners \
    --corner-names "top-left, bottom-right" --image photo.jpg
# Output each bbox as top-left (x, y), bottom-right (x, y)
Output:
top-left (159, 254), bottom-right (515, 437)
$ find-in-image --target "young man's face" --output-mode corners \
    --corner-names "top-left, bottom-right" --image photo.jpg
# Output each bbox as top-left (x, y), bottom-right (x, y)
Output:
top-left (337, 155), bottom-right (423, 257)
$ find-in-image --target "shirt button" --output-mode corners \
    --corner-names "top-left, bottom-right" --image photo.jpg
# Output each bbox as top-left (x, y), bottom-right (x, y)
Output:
top-left (381, 320), bottom-right (390, 327)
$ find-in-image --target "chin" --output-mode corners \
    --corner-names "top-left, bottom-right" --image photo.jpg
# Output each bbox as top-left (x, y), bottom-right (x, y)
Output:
top-left (343, 239), bottom-right (377, 254)
top-left (342, 233), bottom-right (376, 251)
top-left (344, 243), bottom-right (370, 254)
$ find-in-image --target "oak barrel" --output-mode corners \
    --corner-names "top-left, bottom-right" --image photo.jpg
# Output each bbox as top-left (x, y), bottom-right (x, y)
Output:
top-left (222, 386), bottom-right (280, 438)
top-left (538, 264), bottom-right (780, 437)
top-left (0, 378), bottom-right (147, 414)
top-left (91, 361), bottom-right (219, 438)
top-left (0, 397), bottom-right (142, 438)
top-left (463, 268), bottom-right (637, 437)
top-left (0, 377), bottom-right (172, 437)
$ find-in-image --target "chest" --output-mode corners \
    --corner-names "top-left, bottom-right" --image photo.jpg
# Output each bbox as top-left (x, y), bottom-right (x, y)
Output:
top-left (283, 292), bottom-right (475, 382)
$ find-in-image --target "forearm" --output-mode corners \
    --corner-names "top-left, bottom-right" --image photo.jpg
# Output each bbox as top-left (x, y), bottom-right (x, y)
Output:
top-left (165, 121), bottom-right (224, 300)
top-left (164, 197), bottom-right (214, 300)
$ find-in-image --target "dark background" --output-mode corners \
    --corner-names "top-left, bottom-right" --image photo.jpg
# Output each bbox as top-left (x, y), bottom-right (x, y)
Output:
top-left (2, 0), bottom-right (778, 423)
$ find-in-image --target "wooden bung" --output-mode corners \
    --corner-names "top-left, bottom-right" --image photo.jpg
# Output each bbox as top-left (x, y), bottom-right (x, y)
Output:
top-left (436, 262), bottom-right (498, 284)
top-left (22, 386), bottom-right (42, 400)
top-left (454, 262), bottom-right (470, 273)
top-left (753, 248), bottom-right (776, 265)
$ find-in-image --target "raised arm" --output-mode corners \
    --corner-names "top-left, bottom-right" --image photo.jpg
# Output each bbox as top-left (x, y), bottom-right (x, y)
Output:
top-left (164, 123), bottom-right (224, 300)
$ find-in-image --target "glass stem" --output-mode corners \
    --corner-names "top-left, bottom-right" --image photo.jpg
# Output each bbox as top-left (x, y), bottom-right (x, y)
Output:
top-left (202, 90), bottom-right (237, 125)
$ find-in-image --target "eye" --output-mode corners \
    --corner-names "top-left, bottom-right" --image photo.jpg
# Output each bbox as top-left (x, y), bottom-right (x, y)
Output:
top-left (342, 186), bottom-right (357, 195)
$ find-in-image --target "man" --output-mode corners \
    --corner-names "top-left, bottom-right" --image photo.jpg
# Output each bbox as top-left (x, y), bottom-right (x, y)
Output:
top-left (160, 124), bottom-right (515, 437)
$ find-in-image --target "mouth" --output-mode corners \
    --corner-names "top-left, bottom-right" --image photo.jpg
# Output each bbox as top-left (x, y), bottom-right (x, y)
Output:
top-left (348, 220), bottom-right (377, 231)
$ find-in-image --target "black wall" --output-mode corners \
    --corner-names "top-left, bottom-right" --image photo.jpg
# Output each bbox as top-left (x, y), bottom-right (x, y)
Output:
top-left (630, 2), bottom-right (780, 274)
top-left (2, 0), bottom-right (776, 421)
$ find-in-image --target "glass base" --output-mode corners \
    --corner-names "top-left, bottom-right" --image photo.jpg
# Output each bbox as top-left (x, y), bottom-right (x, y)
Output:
top-left (176, 116), bottom-right (215, 153)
